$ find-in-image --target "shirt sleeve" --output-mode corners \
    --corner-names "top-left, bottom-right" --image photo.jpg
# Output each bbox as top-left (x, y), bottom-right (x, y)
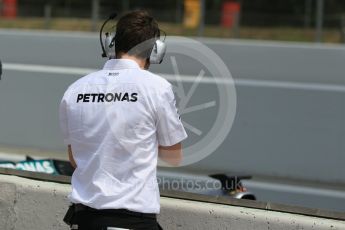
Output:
top-left (59, 94), bottom-right (71, 146)
top-left (156, 85), bottom-right (188, 146)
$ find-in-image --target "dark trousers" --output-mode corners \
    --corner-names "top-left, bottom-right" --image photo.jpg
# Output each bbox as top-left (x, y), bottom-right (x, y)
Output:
top-left (70, 207), bottom-right (162, 230)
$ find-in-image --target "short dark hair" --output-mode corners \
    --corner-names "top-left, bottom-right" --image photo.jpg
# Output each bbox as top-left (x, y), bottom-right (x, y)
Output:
top-left (115, 10), bottom-right (160, 59)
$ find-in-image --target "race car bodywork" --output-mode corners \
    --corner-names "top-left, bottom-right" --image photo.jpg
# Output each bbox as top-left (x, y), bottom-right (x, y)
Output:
top-left (0, 155), bottom-right (256, 200)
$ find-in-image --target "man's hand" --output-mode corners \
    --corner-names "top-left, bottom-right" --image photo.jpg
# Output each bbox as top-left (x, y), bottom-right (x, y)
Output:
top-left (158, 143), bottom-right (182, 166)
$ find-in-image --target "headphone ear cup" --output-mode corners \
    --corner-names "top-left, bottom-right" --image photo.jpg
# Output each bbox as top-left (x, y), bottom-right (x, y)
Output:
top-left (105, 33), bottom-right (116, 58)
top-left (149, 40), bottom-right (166, 64)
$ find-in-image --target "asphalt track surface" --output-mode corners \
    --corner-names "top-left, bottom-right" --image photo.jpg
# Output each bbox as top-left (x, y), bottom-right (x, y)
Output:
top-left (0, 29), bottom-right (344, 212)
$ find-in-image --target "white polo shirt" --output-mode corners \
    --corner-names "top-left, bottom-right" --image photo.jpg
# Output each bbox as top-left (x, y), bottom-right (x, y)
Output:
top-left (59, 59), bottom-right (187, 214)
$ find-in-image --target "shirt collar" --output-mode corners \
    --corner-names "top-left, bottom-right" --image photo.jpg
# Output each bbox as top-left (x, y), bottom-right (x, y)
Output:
top-left (103, 59), bottom-right (140, 70)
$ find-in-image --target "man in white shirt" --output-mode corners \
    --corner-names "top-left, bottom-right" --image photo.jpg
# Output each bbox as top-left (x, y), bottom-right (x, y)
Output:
top-left (59, 10), bottom-right (187, 230)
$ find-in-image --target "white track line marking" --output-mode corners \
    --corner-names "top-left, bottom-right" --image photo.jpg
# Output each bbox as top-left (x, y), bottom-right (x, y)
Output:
top-left (3, 62), bottom-right (345, 92)
top-left (4, 63), bottom-right (95, 75)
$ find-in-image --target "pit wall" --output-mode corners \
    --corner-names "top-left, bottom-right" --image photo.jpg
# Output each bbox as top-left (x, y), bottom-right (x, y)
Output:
top-left (0, 174), bottom-right (344, 230)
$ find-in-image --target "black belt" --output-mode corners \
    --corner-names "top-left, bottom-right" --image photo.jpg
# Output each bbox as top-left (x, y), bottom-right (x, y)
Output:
top-left (73, 203), bottom-right (157, 219)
